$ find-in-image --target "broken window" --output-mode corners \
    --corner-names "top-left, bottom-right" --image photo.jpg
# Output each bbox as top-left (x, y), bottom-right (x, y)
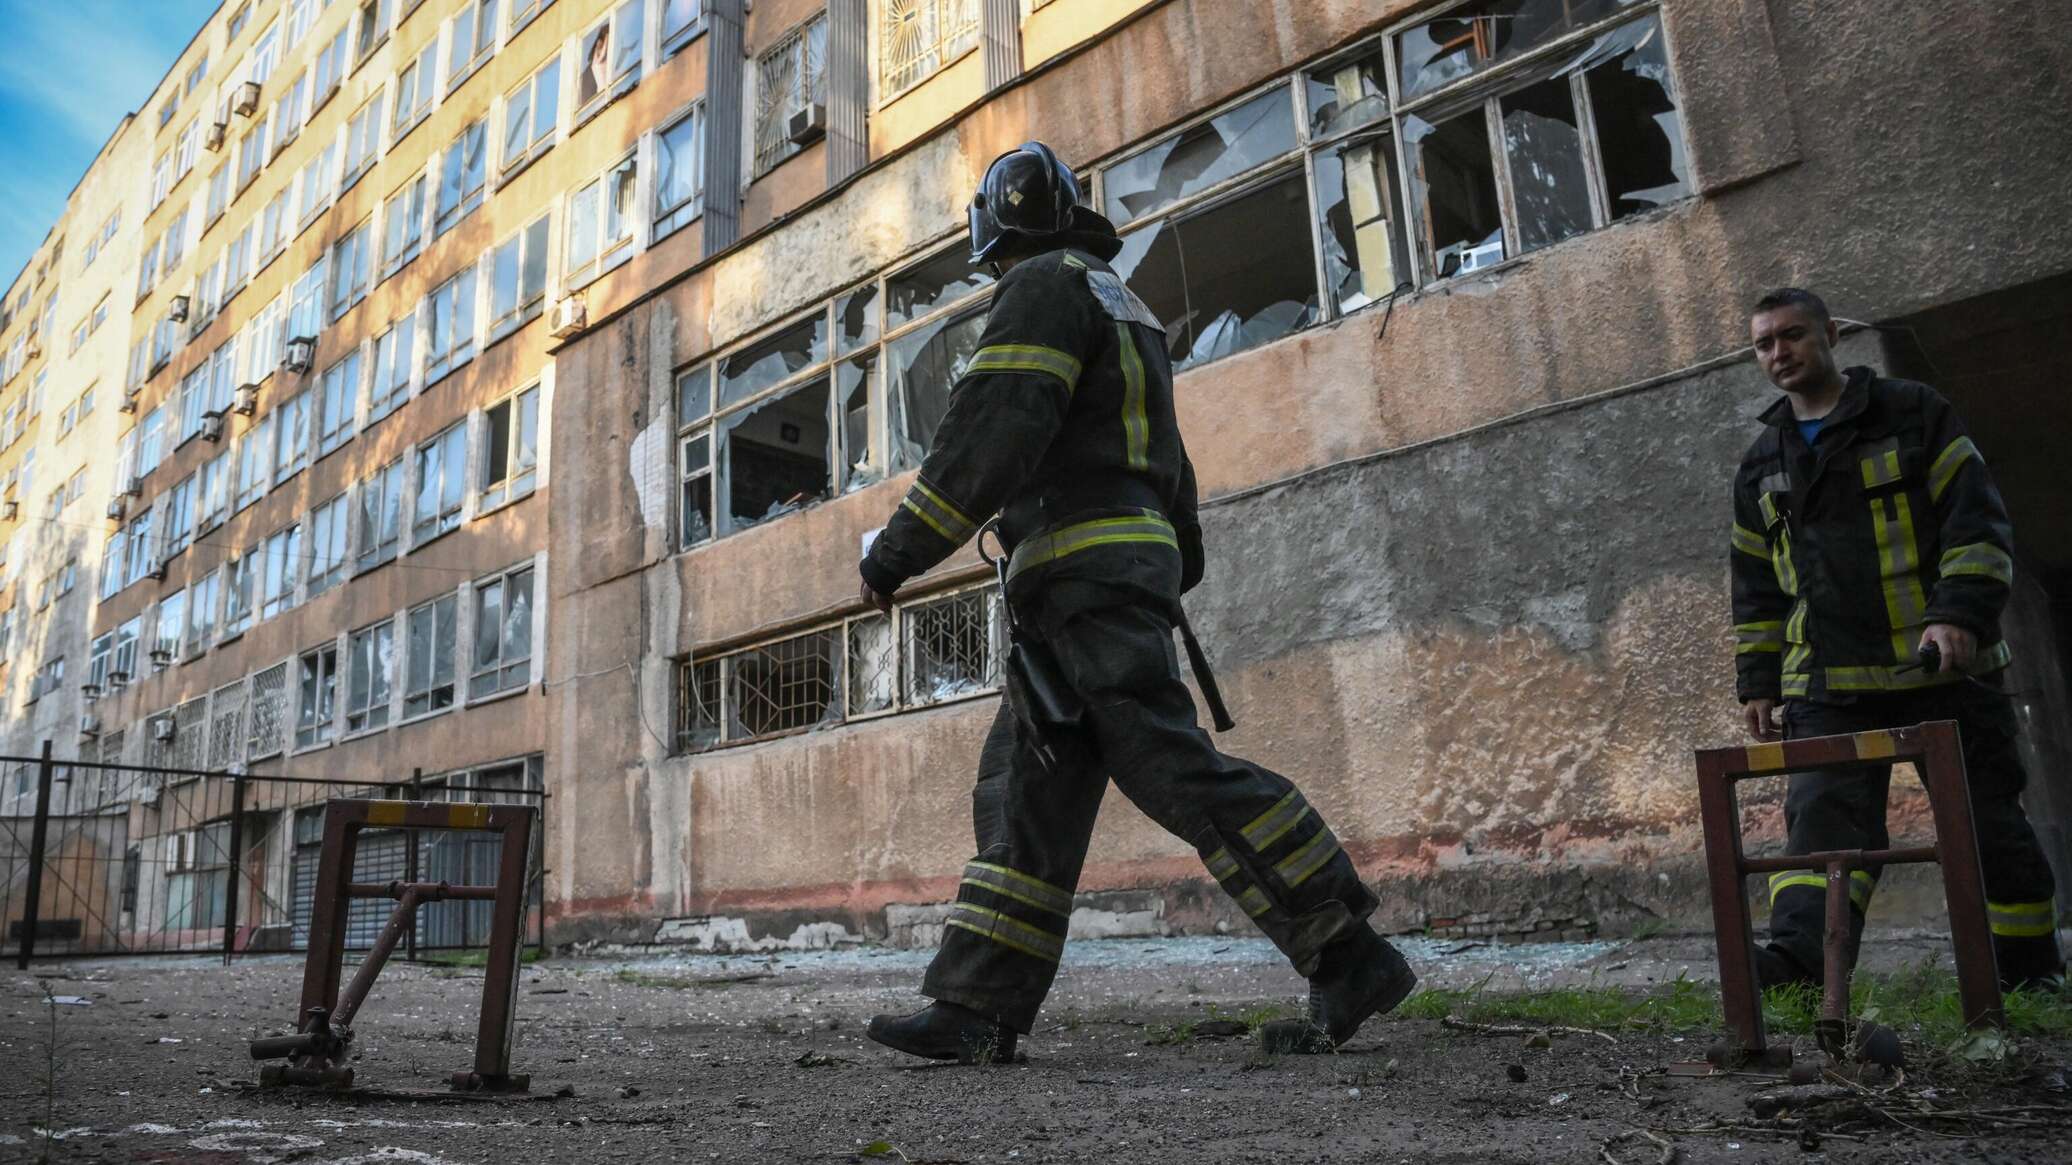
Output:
top-left (406, 594), bottom-right (457, 717)
top-left (726, 630), bottom-right (838, 740)
top-left (718, 316), bottom-right (826, 409)
top-left (471, 564), bottom-right (533, 698)
top-left (1313, 135), bottom-right (1408, 314)
top-left (347, 619), bottom-right (394, 732)
top-left (1113, 169), bottom-right (1319, 370)
top-left (1391, 10), bottom-right (1687, 281)
top-left (719, 377), bottom-right (832, 533)
top-left (839, 354), bottom-right (877, 490)
top-left (886, 248), bottom-right (992, 330)
top-left (1306, 48), bottom-right (1390, 140)
top-left (902, 587), bottom-right (1002, 706)
top-left (1101, 86), bottom-right (1299, 228)
top-left (886, 305), bottom-right (987, 468)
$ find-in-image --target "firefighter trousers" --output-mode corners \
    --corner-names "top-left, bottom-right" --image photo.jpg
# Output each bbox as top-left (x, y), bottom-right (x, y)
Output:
top-left (921, 597), bottom-right (1379, 1033)
top-left (1764, 682), bottom-right (2062, 987)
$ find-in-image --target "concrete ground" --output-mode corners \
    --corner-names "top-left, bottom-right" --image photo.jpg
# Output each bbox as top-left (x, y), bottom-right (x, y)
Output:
top-left (3, 932), bottom-right (2067, 1164)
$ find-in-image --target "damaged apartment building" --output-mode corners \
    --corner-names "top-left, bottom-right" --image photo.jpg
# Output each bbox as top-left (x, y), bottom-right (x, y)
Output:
top-left (2, 0), bottom-right (2068, 961)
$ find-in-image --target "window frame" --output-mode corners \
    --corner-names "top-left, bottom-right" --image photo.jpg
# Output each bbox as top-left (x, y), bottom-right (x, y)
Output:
top-left (468, 562), bottom-right (534, 700)
top-left (478, 383), bottom-right (540, 511)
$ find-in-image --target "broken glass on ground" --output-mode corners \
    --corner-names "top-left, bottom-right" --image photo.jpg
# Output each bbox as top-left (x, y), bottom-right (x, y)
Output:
top-left (1101, 86), bottom-right (1298, 227)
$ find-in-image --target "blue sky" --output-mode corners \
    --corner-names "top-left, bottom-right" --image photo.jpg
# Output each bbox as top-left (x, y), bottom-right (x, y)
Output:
top-left (0, 0), bottom-right (224, 287)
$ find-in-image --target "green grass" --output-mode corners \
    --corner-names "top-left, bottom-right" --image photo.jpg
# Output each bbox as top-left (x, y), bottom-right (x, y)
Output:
top-left (1399, 963), bottom-right (2072, 1052)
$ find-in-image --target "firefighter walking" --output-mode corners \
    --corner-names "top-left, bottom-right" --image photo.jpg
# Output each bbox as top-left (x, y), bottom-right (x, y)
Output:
top-left (1731, 288), bottom-right (2062, 991)
top-left (858, 142), bottom-right (1416, 1062)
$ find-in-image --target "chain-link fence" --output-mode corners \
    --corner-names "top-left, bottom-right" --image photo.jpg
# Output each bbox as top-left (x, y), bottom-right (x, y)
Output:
top-left (1, 746), bottom-right (545, 966)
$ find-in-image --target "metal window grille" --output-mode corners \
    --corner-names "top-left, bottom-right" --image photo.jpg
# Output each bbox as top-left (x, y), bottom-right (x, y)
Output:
top-left (675, 657), bottom-right (722, 753)
top-left (208, 681), bottom-right (247, 768)
top-left (901, 587), bottom-right (1002, 707)
top-left (846, 614), bottom-right (896, 716)
top-left (172, 698), bottom-right (208, 771)
top-left (248, 661), bottom-right (289, 760)
top-left (881, 0), bottom-right (978, 97)
top-left (754, 17), bottom-right (827, 175)
top-left (145, 708), bottom-right (178, 772)
top-left (97, 729), bottom-right (126, 808)
top-left (729, 629), bottom-right (839, 740)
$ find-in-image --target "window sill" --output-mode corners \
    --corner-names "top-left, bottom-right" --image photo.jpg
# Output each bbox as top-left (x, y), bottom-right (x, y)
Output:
top-left (291, 739), bottom-right (334, 758)
top-left (447, 53), bottom-right (493, 96)
top-left (407, 523), bottom-right (459, 555)
top-left (494, 139), bottom-right (554, 190)
top-left (340, 162), bottom-right (373, 199)
top-left (391, 112), bottom-right (428, 151)
top-left (352, 37), bottom-right (389, 77)
top-left (662, 26), bottom-right (707, 61)
top-left (465, 682), bottom-right (528, 710)
top-left (473, 483), bottom-right (534, 521)
top-left (339, 722), bottom-right (389, 744)
top-left (397, 704), bottom-right (455, 729)
top-left (571, 71), bottom-right (640, 135)
top-left (314, 434), bottom-right (353, 465)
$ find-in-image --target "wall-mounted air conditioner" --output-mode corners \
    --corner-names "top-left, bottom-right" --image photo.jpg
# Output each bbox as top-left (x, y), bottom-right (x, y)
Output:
top-left (169, 295), bottom-right (191, 323)
top-left (787, 103), bottom-right (827, 146)
top-left (202, 411), bottom-right (226, 442)
top-left (204, 122), bottom-right (227, 152)
top-left (233, 82), bottom-right (261, 117)
top-left (282, 336), bottom-right (315, 373)
top-left (548, 295), bottom-right (586, 339)
top-left (119, 387), bottom-right (140, 414)
top-left (150, 714), bottom-right (177, 743)
top-left (233, 383), bottom-right (259, 415)
top-left (125, 475), bottom-right (145, 498)
top-left (79, 714), bottom-right (102, 739)
top-left (106, 496), bottom-right (127, 522)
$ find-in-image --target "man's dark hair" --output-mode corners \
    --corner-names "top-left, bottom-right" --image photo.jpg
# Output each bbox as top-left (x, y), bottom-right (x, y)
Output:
top-left (1752, 287), bottom-right (1830, 324)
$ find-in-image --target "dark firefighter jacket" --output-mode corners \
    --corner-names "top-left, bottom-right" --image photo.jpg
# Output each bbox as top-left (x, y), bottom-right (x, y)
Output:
top-left (859, 245), bottom-right (1201, 614)
top-left (1731, 367), bottom-right (2015, 703)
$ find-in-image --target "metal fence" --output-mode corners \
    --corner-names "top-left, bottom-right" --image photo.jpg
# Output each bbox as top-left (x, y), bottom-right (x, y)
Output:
top-left (1, 743), bottom-right (547, 966)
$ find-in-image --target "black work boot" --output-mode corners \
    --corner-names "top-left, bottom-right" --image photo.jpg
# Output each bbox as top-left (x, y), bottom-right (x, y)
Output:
top-left (1258, 925), bottom-right (1417, 1054)
top-left (1755, 945), bottom-right (1815, 991)
top-left (866, 1001), bottom-right (1019, 1064)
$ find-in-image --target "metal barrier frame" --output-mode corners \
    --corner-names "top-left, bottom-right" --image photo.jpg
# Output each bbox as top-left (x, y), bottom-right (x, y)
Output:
top-left (1693, 720), bottom-right (2002, 1061)
top-left (293, 798), bottom-right (538, 1091)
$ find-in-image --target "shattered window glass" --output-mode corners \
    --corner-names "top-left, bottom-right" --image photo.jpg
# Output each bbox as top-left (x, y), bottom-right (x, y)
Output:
top-left (1396, 0), bottom-right (1640, 101)
top-left (887, 306), bottom-right (987, 469)
top-left (1306, 50), bottom-right (1388, 140)
top-left (886, 248), bottom-right (990, 330)
top-left (1583, 17), bottom-right (1687, 219)
top-left (1113, 170), bottom-right (1319, 370)
top-left (1500, 76), bottom-right (1594, 253)
top-left (840, 354), bottom-right (878, 491)
top-left (1407, 110), bottom-right (1505, 279)
top-left (676, 363), bottom-right (712, 427)
top-left (717, 316), bottom-right (826, 408)
top-left (1314, 135), bottom-right (1408, 314)
top-left (679, 433), bottom-right (712, 547)
top-left (1101, 86), bottom-right (1298, 227)
top-left (837, 282), bottom-right (880, 354)
top-left (720, 377), bottom-right (831, 532)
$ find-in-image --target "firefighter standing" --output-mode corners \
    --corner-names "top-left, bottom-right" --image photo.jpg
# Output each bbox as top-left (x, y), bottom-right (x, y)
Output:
top-left (1731, 288), bottom-right (2062, 991)
top-left (858, 142), bottom-right (1417, 1062)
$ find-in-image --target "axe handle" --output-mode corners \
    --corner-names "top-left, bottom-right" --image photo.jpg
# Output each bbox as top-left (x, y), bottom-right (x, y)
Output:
top-left (1177, 614), bottom-right (1236, 733)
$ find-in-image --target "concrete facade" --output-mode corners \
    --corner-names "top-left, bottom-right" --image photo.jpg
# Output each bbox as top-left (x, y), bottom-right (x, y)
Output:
top-left (546, 0), bottom-right (2072, 949)
top-left (2, 0), bottom-right (2067, 958)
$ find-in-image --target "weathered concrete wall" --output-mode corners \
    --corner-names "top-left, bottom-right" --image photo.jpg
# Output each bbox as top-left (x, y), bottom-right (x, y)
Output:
top-left (543, 0), bottom-right (2072, 947)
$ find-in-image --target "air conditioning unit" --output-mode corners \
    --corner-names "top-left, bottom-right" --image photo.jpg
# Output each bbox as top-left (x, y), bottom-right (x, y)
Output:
top-left (787, 102), bottom-right (827, 146)
top-left (232, 81), bottom-right (261, 117)
top-left (79, 714), bottom-right (102, 739)
top-left (202, 411), bottom-right (226, 442)
top-left (548, 295), bottom-right (586, 339)
top-left (25, 337), bottom-right (43, 360)
top-left (0, 499), bottom-right (16, 521)
top-left (107, 669), bottom-right (131, 689)
top-left (233, 382), bottom-right (259, 415)
top-left (282, 335), bottom-right (316, 373)
top-left (126, 475), bottom-right (146, 498)
top-left (204, 121), bottom-right (227, 152)
top-left (80, 682), bottom-right (103, 701)
top-left (151, 714), bottom-right (177, 743)
top-left (119, 388), bottom-right (141, 414)
top-left (106, 496), bottom-right (128, 522)
top-left (144, 558), bottom-right (168, 582)
top-left (169, 295), bottom-right (191, 323)
top-left (149, 646), bottom-right (174, 668)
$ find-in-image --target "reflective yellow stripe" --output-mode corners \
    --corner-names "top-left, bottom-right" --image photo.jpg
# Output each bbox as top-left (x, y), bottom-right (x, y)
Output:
top-left (1928, 437), bottom-right (1980, 504)
top-left (901, 480), bottom-right (978, 546)
top-left (947, 902), bottom-right (1066, 962)
top-left (1240, 791), bottom-right (1306, 849)
top-left (1987, 898), bottom-right (2056, 938)
top-left (1853, 731), bottom-right (1897, 761)
top-left (1772, 523), bottom-right (1800, 596)
top-left (1858, 447), bottom-right (1904, 489)
top-left (450, 804), bottom-right (490, 829)
top-left (964, 861), bottom-right (1073, 917)
top-left (1735, 620), bottom-right (1784, 655)
top-left (1939, 542), bottom-right (2013, 586)
top-left (1731, 523), bottom-right (1768, 559)
top-left (1204, 848), bottom-right (1240, 882)
top-left (1005, 511), bottom-right (1178, 583)
top-left (1768, 872), bottom-right (1825, 900)
top-left (1275, 828), bottom-right (1341, 888)
top-left (965, 343), bottom-right (1083, 394)
top-left (1235, 886), bottom-right (1272, 918)
top-left (1782, 600), bottom-right (1811, 678)
top-left (1117, 324), bottom-right (1148, 471)
top-left (1745, 742), bottom-right (1785, 773)
top-left (368, 801), bottom-right (406, 826)
top-left (1850, 870), bottom-right (1876, 912)
top-left (1869, 493), bottom-right (1927, 663)
top-left (1781, 672), bottom-right (1811, 698)
top-left (1824, 640), bottom-right (2012, 691)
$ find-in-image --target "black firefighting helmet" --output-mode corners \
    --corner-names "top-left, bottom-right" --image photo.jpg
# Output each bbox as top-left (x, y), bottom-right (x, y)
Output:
top-left (968, 141), bottom-right (1085, 264)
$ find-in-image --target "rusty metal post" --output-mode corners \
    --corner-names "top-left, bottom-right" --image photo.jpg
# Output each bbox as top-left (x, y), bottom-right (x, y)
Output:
top-left (1817, 859), bottom-right (1854, 1057)
top-left (1695, 748), bottom-right (1767, 1057)
top-left (333, 886), bottom-right (420, 1027)
top-left (404, 768), bottom-right (421, 964)
top-left (297, 802), bottom-right (364, 1029)
top-left (471, 804), bottom-right (536, 1088)
top-left (222, 772), bottom-right (247, 966)
top-left (1916, 720), bottom-right (2004, 1028)
top-left (16, 741), bottom-right (56, 969)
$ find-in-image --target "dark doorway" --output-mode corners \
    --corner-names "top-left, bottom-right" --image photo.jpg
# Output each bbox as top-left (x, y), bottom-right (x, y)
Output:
top-left (1885, 272), bottom-right (2072, 905)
